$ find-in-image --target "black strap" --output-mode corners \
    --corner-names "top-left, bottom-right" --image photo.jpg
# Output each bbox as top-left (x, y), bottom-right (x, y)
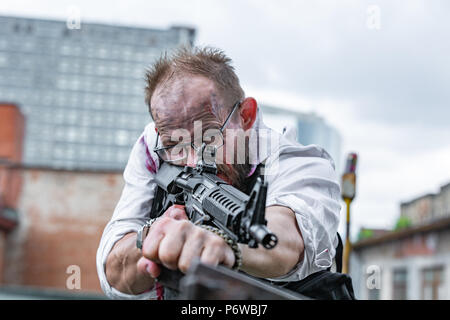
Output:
top-left (326, 233), bottom-right (343, 272)
top-left (244, 162), bottom-right (266, 195)
top-left (149, 185), bottom-right (167, 219)
top-left (283, 269), bottom-right (356, 300)
top-left (335, 232), bottom-right (343, 273)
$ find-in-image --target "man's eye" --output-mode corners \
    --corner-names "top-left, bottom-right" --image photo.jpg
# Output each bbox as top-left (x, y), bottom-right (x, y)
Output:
top-left (161, 139), bottom-right (179, 148)
top-left (170, 145), bottom-right (187, 159)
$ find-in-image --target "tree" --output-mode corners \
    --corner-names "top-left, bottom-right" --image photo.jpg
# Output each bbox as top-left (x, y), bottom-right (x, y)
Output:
top-left (394, 216), bottom-right (412, 231)
top-left (357, 228), bottom-right (374, 241)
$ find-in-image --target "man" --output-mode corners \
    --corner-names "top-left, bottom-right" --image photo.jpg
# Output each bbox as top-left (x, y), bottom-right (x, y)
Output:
top-left (96, 46), bottom-right (341, 299)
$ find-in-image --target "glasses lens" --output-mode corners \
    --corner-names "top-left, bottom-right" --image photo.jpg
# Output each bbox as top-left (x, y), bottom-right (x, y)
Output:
top-left (156, 145), bottom-right (189, 163)
top-left (155, 129), bottom-right (225, 165)
top-left (202, 145), bottom-right (218, 165)
top-left (170, 144), bottom-right (188, 161)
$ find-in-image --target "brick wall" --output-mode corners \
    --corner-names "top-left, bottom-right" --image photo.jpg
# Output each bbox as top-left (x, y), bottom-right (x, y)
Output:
top-left (0, 103), bottom-right (24, 210)
top-left (3, 167), bottom-right (124, 294)
top-left (0, 232), bottom-right (5, 283)
top-left (0, 103), bottom-right (25, 286)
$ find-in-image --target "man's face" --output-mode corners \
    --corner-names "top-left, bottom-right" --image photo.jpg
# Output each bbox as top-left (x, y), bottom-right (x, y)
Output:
top-left (151, 75), bottom-right (251, 190)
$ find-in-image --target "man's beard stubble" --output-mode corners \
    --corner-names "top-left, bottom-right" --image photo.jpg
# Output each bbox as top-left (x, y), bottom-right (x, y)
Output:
top-left (216, 162), bottom-right (253, 193)
top-left (215, 132), bottom-right (255, 193)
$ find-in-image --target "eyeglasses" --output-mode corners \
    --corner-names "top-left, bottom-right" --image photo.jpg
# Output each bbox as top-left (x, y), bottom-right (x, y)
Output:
top-left (153, 100), bottom-right (241, 164)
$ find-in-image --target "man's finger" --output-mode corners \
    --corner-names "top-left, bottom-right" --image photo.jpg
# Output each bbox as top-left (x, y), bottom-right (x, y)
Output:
top-left (157, 223), bottom-right (187, 270)
top-left (201, 237), bottom-right (235, 269)
top-left (164, 204), bottom-right (188, 220)
top-left (177, 233), bottom-right (205, 273)
top-left (137, 256), bottom-right (161, 279)
top-left (220, 246), bottom-right (236, 269)
top-left (199, 245), bottom-right (221, 267)
top-left (145, 260), bottom-right (162, 278)
top-left (200, 240), bottom-right (235, 269)
top-left (142, 230), bottom-right (164, 262)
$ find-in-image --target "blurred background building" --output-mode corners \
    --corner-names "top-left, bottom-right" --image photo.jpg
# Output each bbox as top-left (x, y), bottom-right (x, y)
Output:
top-left (260, 105), bottom-right (341, 173)
top-left (0, 15), bottom-right (194, 171)
top-left (350, 181), bottom-right (450, 300)
top-left (0, 15), bottom-right (342, 299)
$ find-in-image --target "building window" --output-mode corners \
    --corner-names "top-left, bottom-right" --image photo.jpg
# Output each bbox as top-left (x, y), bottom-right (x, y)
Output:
top-left (115, 130), bottom-right (130, 146)
top-left (392, 268), bottom-right (408, 300)
top-left (422, 266), bottom-right (444, 300)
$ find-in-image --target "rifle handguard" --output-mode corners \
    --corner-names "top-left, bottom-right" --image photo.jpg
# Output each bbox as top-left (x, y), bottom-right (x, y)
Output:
top-left (199, 224), bottom-right (243, 271)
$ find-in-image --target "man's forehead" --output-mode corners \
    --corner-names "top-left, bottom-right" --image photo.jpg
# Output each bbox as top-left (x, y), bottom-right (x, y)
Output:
top-left (151, 75), bottom-right (224, 131)
top-left (152, 76), bottom-right (218, 112)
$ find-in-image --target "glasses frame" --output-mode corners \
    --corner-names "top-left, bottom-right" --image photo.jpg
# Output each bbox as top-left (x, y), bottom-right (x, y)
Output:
top-left (153, 100), bottom-right (241, 163)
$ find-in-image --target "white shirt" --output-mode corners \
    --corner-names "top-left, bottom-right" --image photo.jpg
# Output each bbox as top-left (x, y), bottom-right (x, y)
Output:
top-left (96, 110), bottom-right (341, 299)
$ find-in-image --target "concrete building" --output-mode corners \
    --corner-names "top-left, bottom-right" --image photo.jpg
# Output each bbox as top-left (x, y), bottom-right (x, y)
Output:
top-left (350, 181), bottom-right (450, 300)
top-left (400, 183), bottom-right (450, 227)
top-left (260, 105), bottom-right (342, 173)
top-left (0, 15), bottom-right (194, 171)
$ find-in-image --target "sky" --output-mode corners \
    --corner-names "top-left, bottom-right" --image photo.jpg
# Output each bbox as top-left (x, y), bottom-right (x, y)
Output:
top-left (1, 0), bottom-right (449, 239)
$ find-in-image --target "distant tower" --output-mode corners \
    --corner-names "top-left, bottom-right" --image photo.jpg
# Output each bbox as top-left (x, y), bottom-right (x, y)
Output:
top-left (260, 105), bottom-right (342, 173)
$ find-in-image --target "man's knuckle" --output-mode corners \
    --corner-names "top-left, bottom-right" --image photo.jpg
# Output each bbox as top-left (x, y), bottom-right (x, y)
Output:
top-left (178, 261), bottom-right (190, 273)
top-left (159, 250), bottom-right (176, 265)
top-left (177, 219), bottom-right (191, 231)
top-left (150, 219), bottom-right (167, 233)
top-left (208, 236), bottom-right (225, 248)
top-left (201, 255), bottom-right (218, 266)
top-left (158, 216), bottom-right (171, 225)
top-left (142, 245), bottom-right (155, 260)
top-left (192, 227), bottom-right (206, 240)
top-left (168, 220), bottom-right (189, 236)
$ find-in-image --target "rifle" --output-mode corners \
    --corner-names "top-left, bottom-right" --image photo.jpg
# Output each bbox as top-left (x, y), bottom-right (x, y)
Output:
top-left (149, 147), bottom-right (278, 293)
top-left (179, 259), bottom-right (309, 300)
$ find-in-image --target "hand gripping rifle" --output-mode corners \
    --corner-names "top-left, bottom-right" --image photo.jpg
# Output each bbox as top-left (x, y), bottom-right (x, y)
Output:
top-left (148, 144), bottom-right (278, 292)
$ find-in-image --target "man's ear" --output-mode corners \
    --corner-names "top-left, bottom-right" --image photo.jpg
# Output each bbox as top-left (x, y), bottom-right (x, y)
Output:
top-left (239, 97), bottom-right (258, 130)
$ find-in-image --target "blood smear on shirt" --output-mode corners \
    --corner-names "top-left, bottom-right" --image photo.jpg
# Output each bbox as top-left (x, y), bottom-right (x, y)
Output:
top-left (140, 136), bottom-right (157, 174)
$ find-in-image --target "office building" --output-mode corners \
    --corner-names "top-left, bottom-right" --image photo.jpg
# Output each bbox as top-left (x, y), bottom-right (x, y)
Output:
top-left (260, 105), bottom-right (342, 173)
top-left (0, 15), bottom-right (195, 170)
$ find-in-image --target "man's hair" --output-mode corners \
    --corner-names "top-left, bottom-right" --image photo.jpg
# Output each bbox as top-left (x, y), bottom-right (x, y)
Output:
top-left (144, 46), bottom-right (245, 119)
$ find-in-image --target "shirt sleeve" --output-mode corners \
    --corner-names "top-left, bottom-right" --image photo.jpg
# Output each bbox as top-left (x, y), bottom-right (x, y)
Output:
top-left (263, 141), bottom-right (342, 282)
top-left (96, 122), bottom-right (160, 299)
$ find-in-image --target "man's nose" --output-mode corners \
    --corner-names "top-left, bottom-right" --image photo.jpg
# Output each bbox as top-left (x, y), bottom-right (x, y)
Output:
top-left (185, 148), bottom-right (198, 167)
